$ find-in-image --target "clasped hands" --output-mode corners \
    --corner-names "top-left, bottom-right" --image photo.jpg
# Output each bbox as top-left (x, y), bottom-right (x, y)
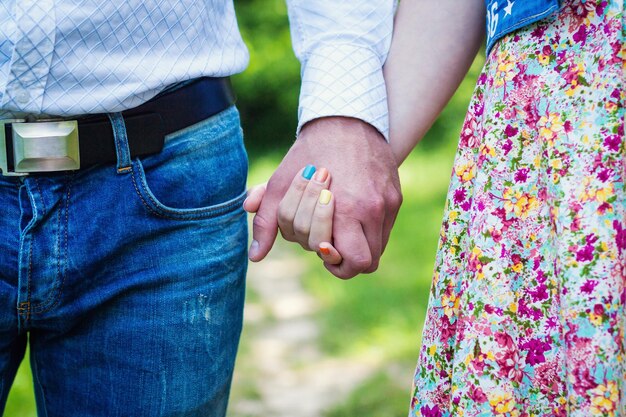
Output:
top-left (244, 117), bottom-right (402, 279)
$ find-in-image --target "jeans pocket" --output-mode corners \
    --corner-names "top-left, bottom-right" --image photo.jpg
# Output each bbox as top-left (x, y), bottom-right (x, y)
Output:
top-left (130, 107), bottom-right (248, 221)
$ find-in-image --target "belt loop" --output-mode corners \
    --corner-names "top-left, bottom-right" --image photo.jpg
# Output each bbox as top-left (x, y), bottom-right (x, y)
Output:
top-left (107, 113), bottom-right (132, 174)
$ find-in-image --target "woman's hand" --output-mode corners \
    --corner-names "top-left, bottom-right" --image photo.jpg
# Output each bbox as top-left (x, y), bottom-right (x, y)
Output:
top-left (244, 165), bottom-right (342, 265)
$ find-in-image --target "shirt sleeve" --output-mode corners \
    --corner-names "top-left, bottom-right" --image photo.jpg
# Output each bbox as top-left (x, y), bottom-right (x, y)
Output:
top-left (286, 0), bottom-right (396, 140)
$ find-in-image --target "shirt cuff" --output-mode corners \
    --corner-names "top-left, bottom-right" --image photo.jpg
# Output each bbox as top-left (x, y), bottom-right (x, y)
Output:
top-left (296, 44), bottom-right (389, 141)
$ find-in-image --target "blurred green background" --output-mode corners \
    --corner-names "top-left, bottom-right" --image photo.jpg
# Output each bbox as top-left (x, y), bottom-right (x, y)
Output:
top-left (5, 1), bottom-right (483, 416)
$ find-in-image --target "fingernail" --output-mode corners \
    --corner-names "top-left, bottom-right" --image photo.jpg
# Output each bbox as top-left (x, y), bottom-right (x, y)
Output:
top-left (313, 167), bottom-right (328, 182)
top-left (318, 189), bottom-right (332, 205)
top-left (302, 165), bottom-right (316, 180)
top-left (249, 240), bottom-right (259, 259)
top-left (319, 245), bottom-right (331, 256)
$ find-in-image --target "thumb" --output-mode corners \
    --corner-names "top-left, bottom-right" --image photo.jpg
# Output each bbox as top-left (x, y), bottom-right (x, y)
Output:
top-left (248, 197), bottom-right (279, 262)
top-left (243, 182), bottom-right (267, 213)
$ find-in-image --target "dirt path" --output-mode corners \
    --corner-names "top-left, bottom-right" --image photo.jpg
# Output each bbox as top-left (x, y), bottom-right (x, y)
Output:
top-left (229, 245), bottom-right (379, 417)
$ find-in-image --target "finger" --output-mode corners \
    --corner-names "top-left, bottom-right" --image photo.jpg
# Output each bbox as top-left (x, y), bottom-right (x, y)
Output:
top-left (308, 189), bottom-right (334, 250)
top-left (250, 175), bottom-right (295, 262)
top-left (364, 186), bottom-right (402, 273)
top-left (360, 197), bottom-right (385, 274)
top-left (318, 242), bottom-right (342, 265)
top-left (277, 165), bottom-right (316, 241)
top-left (243, 183), bottom-right (267, 213)
top-left (373, 189), bottom-right (403, 269)
top-left (293, 167), bottom-right (330, 248)
top-left (325, 217), bottom-right (372, 279)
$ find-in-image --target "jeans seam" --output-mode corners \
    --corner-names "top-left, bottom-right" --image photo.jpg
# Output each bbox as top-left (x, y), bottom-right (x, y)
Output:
top-left (30, 348), bottom-right (49, 417)
top-left (130, 161), bottom-right (246, 220)
top-left (30, 178), bottom-right (71, 314)
top-left (33, 178), bottom-right (47, 218)
top-left (19, 238), bottom-right (34, 322)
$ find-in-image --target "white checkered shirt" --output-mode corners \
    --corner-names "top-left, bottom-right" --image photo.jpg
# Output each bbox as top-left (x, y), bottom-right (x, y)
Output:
top-left (0, 0), bottom-right (395, 138)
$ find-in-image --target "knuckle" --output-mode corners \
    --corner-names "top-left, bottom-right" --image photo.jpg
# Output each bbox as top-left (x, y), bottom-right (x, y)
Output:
top-left (293, 179), bottom-right (308, 193)
top-left (336, 199), bottom-right (359, 216)
top-left (349, 254), bottom-right (372, 272)
top-left (363, 259), bottom-right (380, 274)
top-left (299, 240), bottom-right (312, 251)
top-left (304, 184), bottom-right (322, 199)
top-left (367, 196), bottom-right (386, 216)
top-left (389, 189), bottom-right (403, 208)
top-left (293, 219), bottom-right (311, 237)
top-left (252, 212), bottom-right (272, 231)
top-left (277, 205), bottom-right (294, 226)
top-left (279, 228), bottom-right (296, 243)
top-left (308, 236), bottom-right (321, 250)
top-left (335, 269), bottom-right (358, 280)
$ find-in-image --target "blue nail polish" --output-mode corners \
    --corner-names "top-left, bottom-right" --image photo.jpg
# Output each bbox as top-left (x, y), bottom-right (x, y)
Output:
top-left (302, 165), bottom-right (316, 180)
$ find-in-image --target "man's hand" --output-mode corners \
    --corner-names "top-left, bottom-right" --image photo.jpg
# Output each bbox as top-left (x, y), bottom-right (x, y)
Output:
top-left (248, 117), bottom-right (402, 279)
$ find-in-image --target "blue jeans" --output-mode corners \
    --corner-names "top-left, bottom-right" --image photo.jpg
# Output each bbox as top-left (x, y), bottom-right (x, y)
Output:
top-left (0, 106), bottom-right (248, 416)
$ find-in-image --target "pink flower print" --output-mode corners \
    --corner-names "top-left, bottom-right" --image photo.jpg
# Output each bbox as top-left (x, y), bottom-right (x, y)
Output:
top-left (529, 284), bottom-right (549, 302)
top-left (596, 1), bottom-right (608, 16)
top-left (536, 270), bottom-right (547, 283)
top-left (593, 303), bottom-right (604, 316)
top-left (534, 360), bottom-right (561, 400)
top-left (573, 0), bottom-right (595, 17)
top-left (494, 332), bottom-right (515, 349)
top-left (522, 102), bottom-right (540, 128)
top-left (597, 168), bottom-right (611, 182)
top-left (514, 168), bottom-right (529, 183)
top-left (613, 220), bottom-right (626, 253)
top-left (468, 385), bottom-right (488, 403)
top-left (580, 279), bottom-right (599, 294)
top-left (439, 315), bottom-right (456, 345)
top-left (518, 298), bottom-right (543, 320)
top-left (563, 119), bottom-right (573, 133)
top-left (453, 188), bottom-right (467, 204)
top-left (610, 88), bottom-right (621, 101)
top-left (491, 228), bottom-right (503, 243)
top-left (572, 365), bottom-right (597, 395)
top-left (484, 304), bottom-right (503, 315)
top-left (460, 115), bottom-right (479, 148)
top-left (504, 124), bottom-right (519, 138)
top-left (502, 138), bottom-right (513, 156)
top-left (521, 338), bottom-right (551, 365)
top-left (572, 24), bottom-right (588, 45)
top-left (546, 317), bottom-right (559, 330)
top-left (575, 235), bottom-right (598, 263)
top-left (597, 201), bottom-right (611, 215)
top-left (470, 354), bottom-right (488, 376)
top-left (530, 25), bottom-right (547, 39)
top-left (420, 405), bottom-right (442, 417)
top-left (603, 134), bottom-right (621, 152)
top-left (496, 348), bottom-right (524, 382)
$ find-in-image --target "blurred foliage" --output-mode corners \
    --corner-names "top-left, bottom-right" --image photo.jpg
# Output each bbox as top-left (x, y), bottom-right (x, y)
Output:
top-left (325, 371), bottom-right (411, 417)
top-left (232, 0), bottom-right (300, 159)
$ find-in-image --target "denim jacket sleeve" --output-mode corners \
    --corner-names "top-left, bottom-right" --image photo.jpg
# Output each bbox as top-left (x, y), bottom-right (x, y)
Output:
top-left (486, 0), bottom-right (560, 54)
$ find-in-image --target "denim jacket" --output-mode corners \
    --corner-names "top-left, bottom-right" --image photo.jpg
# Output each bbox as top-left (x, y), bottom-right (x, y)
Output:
top-left (486, 0), bottom-right (560, 53)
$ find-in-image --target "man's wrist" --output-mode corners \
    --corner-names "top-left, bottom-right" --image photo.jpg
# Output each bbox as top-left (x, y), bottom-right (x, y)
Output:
top-left (299, 116), bottom-right (387, 144)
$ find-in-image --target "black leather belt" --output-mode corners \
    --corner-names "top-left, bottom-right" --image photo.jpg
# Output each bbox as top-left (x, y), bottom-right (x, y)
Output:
top-left (0, 77), bottom-right (235, 176)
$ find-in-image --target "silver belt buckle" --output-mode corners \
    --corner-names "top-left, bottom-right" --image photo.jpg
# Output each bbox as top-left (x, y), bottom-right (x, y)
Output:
top-left (0, 119), bottom-right (80, 176)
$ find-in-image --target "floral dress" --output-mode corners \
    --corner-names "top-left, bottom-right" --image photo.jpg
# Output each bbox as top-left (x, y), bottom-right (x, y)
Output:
top-left (410, 0), bottom-right (625, 416)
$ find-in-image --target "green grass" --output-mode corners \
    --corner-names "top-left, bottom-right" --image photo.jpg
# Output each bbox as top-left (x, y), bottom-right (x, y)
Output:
top-left (5, 351), bottom-right (36, 417)
top-left (324, 371), bottom-right (411, 417)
